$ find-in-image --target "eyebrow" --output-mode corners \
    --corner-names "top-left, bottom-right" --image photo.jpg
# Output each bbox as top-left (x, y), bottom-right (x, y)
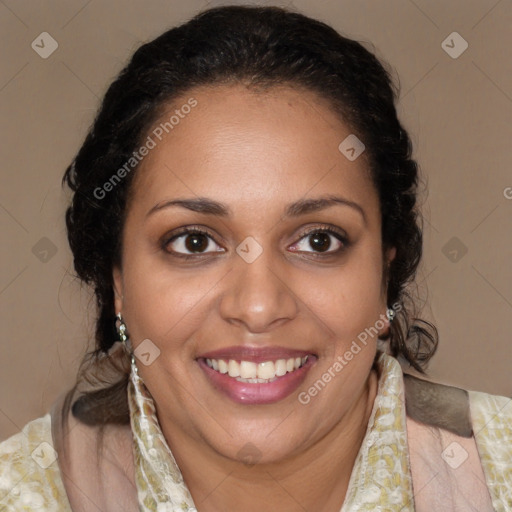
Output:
top-left (146, 194), bottom-right (366, 223)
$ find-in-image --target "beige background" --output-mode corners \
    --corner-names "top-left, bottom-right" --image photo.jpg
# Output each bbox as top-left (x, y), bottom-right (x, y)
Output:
top-left (1, 0), bottom-right (511, 441)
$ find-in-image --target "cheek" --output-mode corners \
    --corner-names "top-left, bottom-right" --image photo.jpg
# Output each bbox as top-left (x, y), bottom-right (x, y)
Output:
top-left (120, 251), bottom-right (217, 351)
top-left (305, 243), bottom-right (385, 347)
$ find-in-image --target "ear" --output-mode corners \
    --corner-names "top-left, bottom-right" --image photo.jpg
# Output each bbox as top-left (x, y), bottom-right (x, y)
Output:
top-left (386, 246), bottom-right (397, 265)
top-left (113, 265), bottom-right (124, 313)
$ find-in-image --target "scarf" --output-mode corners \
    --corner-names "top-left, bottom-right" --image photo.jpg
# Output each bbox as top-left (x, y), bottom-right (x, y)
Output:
top-left (128, 350), bottom-right (414, 511)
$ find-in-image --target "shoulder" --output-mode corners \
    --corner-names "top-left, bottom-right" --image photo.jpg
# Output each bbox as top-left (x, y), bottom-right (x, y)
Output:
top-left (51, 391), bottom-right (138, 511)
top-left (403, 372), bottom-right (473, 436)
top-left (0, 413), bottom-right (71, 511)
top-left (468, 388), bottom-right (512, 458)
top-left (404, 373), bottom-right (512, 510)
top-left (403, 371), bottom-right (512, 435)
top-left (467, 388), bottom-right (512, 509)
top-left (467, 387), bottom-right (512, 425)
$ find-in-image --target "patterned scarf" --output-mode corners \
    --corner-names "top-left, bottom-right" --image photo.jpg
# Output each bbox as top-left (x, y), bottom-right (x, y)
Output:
top-left (127, 351), bottom-right (416, 511)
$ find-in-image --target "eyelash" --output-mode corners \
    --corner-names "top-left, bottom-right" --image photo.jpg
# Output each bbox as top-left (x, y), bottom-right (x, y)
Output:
top-left (161, 224), bottom-right (350, 261)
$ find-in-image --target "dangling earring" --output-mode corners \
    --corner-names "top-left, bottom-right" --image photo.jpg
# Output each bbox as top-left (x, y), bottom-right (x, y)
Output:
top-left (386, 307), bottom-right (395, 322)
top-left (378, 306), bottom-right (395, 346)
top-left (116, 312), bottom-right (137, 370)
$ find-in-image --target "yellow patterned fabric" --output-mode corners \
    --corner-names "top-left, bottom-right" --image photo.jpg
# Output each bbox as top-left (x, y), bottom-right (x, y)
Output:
top-left (0, 351), bottom-right (511, 511)
top-left (468, 390), bottom-right (512, 511)
top-left (0, 414), bottom-right (70, 511)
top-left (128, 360), bottom-right (196, 511)
top-left (340, 352), bottom-right (413, 511)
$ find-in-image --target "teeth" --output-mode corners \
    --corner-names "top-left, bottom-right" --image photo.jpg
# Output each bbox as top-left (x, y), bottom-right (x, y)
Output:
top-left (204, 355), bottom-right (309, 382)
top-left (236, 376), bottom-right (278, 383)
top-left (218, 359), bottom-right (228, 374)
top-left (257, 361), bottom-right (275, 379)
top-left (240, 361), bottom-right (257, 379)
top-left (275, 359), bottom-right (287, 376)
top-left (228, 360), bottom-right (239, 377)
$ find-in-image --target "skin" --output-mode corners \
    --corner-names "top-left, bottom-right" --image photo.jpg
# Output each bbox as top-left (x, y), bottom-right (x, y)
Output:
top-left (113, 83), bottom-right (395, 511)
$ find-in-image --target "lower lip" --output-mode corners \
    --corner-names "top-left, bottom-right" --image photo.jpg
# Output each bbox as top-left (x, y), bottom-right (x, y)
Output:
top-left (197, 357), bottom-right (316, 405)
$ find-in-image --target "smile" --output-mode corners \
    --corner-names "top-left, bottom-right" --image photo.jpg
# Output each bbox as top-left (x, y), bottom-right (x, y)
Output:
top-left (205, 356), bottom-right (309, 383)
top-left (197, 348), bottom-right (316, 404)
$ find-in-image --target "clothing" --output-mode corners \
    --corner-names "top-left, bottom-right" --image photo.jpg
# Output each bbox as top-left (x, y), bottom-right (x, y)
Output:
top-left (0, 349), bottom-right (511, 511)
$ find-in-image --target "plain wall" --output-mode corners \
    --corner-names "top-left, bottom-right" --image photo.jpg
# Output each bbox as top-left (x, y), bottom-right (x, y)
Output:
top-left (1, 0), bottom-right (511, 441)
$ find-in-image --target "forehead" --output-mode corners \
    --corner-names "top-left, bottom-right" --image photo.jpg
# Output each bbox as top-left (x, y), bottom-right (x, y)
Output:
top-left (129, 83), bottom-right (377, 220)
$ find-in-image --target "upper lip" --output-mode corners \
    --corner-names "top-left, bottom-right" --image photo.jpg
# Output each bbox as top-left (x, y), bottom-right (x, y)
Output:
top-left (197, 345), bottom-right (315, 363)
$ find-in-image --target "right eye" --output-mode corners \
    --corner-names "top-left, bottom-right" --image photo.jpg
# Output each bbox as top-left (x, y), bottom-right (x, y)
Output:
top-left (162, 227), bottom-right (225, 259)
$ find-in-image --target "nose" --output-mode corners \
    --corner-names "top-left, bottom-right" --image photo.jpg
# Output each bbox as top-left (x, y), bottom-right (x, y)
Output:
top-left (219, 250), bottom-right (299, 334)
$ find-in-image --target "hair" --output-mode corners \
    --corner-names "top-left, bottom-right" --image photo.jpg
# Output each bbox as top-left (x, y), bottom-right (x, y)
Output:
top-left (61, 4), bottom-right (438, 435)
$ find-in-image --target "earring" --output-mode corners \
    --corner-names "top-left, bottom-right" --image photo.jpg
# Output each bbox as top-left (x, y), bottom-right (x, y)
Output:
top-left (116, 312), bottom-right (136, 369)
top-left (386, 307), bottom-right (395, 322)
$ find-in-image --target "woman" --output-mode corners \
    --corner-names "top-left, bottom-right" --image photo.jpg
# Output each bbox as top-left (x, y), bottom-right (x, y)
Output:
top-left (0, 5), bottom-right (510, 511)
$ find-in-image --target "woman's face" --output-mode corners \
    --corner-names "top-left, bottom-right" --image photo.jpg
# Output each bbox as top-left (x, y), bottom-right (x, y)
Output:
top-left (114, 83), bottom-right (394, 464)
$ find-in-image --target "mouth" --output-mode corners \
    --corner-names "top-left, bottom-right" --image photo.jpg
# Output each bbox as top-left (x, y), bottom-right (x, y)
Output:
top-left (203, 355), bottom-right (310, 383)
top-left (196, 347), bottom-right (317, 404)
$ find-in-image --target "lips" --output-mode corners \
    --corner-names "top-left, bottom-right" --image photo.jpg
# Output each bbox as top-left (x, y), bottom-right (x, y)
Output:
top-left (196, 346), bottom-right (317, 404)
top-left (198, 345), bottom-right (313, 363)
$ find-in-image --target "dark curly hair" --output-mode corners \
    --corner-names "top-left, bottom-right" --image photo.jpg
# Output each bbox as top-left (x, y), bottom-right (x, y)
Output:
top-left (61, 4), bottom-right (438, 431)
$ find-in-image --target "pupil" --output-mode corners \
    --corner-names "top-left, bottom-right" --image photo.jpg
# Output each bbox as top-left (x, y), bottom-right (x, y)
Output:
top-left (310, 232), bottom-right (330, 252)
top-left (186, 234), bottom-right (207, 252)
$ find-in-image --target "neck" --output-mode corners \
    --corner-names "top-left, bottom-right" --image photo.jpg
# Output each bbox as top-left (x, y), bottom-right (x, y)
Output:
top-left (160, 367), bottom-right (379, 512)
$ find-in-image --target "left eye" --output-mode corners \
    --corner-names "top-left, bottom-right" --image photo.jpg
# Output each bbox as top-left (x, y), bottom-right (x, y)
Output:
top-left (290, 229), bottom-right (346, 254)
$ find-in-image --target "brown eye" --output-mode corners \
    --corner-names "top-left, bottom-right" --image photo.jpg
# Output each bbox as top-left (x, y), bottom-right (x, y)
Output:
top-left (306, 232), bottom-right (332, 252)
top-left (163, 228), bottom-right (224, 257)
top-left (290, 227), bottom-right (348, 255)
top-left (183, 233), bottom-right (209, 253)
